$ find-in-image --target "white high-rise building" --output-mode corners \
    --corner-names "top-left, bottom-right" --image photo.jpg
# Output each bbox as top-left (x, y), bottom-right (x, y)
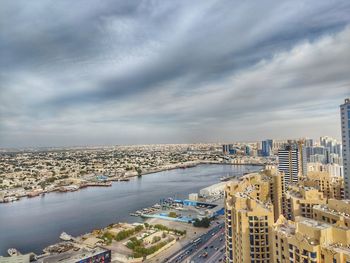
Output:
top-left (340, 98), bottom-right (350, 198)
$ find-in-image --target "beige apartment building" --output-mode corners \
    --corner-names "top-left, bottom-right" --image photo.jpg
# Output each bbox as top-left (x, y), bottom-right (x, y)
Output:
top-left (301, 171), bottom-right (345, 200)
top-left (283, 185), bottom-right (326, 220)
top-left (225, 167), bottom-right (284, 262)
top-left (313, 199), bottom-right (350, 227)
top-left (225, 167), bottom-right (350, 263)
top-left (225, 185), bottom-right (274, 263)
top-left (273, 216), bottom-right (350, 263)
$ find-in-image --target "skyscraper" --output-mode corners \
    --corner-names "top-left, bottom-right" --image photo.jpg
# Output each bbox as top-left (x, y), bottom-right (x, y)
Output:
top-left (262, 139), bottom-right (273, 156)
top-left (278, 141), bottom-right (306, 187)
top-left (340, 98), bottom-right (350, 198)
top-left (304, 138), bottom-right (314, 147)
top-left (223, 144), bottom-right (230, 155)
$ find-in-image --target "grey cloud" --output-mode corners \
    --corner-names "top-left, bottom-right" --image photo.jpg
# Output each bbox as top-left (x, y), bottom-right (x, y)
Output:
top-left (0, 0), bottom-right (350, 147)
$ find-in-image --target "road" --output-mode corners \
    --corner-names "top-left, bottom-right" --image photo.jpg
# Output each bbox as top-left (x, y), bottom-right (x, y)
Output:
top-left (163, 222), bottom-right (225, 263)
top-left (188, 229), bottom-right (225, 263)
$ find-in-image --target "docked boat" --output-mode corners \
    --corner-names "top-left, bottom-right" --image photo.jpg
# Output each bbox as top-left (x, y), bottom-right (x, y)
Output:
top-left (220, 175), bottom-right (236, 182)
top-left (129, 213), bottom-right (139, 217)
top-left (27, 190), bottom-right (42, 198)
top-left (59, 232), bottom-right (73, 241)
top-left (7, 248), bottom-right (19, 256)
top-left (220, 176), bottom-right (230, 182)
top-left (118, 178), bottom-right (130, 182)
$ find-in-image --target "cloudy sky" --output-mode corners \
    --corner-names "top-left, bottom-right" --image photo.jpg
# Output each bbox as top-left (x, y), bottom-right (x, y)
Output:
top-left (0, 0), bottom-right (349, 147)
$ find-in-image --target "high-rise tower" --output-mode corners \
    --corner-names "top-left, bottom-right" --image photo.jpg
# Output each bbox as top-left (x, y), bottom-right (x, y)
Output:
top-left (278, 140), bottom-right (306, 187)
top-left (340, 98), bottom-right (350, 198)
top-left (262, 139), bottom-right (273, 157)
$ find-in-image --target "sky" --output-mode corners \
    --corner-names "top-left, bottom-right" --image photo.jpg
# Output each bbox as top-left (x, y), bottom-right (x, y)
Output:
top-left (0, 0), bottom-right (350, 148)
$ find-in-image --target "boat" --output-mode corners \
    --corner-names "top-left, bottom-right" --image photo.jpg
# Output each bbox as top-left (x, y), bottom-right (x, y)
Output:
top-left (118, 178), bottom-right (130, 182)
top-left (7, 248), bottom-right (19, 256)
top-left (59, 232), bottom-right (73, 241)
top-left (129, 213), bottom-right (139, 217)
top-left (220, 176), bottom-right (230, 182)
top-left (220, 175), bottom-right (237, 182)
top-left (4, 196), bottom-right (19, 202)
top-left (27, 190), bottom-right (42, 198)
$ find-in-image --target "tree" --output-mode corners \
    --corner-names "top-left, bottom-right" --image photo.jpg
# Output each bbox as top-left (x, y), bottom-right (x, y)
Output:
top-left (152, 236), bottom-right (161, 243)
top-left (193, 217), bottom-right (211, 228)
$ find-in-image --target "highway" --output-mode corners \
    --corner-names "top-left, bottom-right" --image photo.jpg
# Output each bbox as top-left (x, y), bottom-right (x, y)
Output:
top-left (164, 222), bottom-right (225, 263)
top-left (188, 228), bottom-right (225, 263)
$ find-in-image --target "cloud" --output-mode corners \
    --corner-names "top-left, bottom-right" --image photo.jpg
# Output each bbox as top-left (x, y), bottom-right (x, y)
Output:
top-left (0, 0), bottom-right (350, 147)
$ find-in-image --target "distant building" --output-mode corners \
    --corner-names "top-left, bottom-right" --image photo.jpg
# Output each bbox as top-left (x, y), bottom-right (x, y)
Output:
top-left (340, 98), bottom-right (350, 198)
top-left (223, 144), bottom-right (230, 155)
top-left (223, 144), bottom-right (236, 155)
top-left (245, 145), bottom-right (251, 156)
top-left (304, 138), bottom-right (314, 147)
top-left (305, 137), bottom-right (342, 165)
top-left (262, 139), bottom-right (273, 156)
top-left (278, 141), bottom-right (306, 187)
top-left (307, 162), bottom-right (344, 177)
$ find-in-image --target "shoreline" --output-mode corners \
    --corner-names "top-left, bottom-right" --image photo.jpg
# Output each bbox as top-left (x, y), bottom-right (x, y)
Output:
top-left (0, 160), bottom-right (265, 204)
top-left (2, 185), bottom-right (226, 260)
top-left (0, 163), bottom-right (262, 257)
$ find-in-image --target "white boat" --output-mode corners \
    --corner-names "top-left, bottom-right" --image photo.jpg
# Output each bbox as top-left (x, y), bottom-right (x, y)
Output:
top-left (59, 232), bottom-right (73, 241)
top-left (7, 248), bottom-right (19, 256)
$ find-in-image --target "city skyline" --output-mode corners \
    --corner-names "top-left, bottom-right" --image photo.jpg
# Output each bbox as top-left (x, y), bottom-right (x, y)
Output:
top-left (1, 1), bottom-right (350, 148)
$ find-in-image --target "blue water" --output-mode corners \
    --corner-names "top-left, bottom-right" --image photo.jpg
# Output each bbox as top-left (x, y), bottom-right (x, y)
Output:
top-left (0, 164), bottom-right (260, 255)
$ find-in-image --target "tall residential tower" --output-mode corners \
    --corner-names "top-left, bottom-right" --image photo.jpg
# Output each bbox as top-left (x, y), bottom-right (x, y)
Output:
top-left (340, 98), bottom-right (350, 198)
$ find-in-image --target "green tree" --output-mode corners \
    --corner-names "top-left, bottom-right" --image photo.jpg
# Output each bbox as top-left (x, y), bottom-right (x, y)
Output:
top-left (193, 217), bottom-right (211, 228)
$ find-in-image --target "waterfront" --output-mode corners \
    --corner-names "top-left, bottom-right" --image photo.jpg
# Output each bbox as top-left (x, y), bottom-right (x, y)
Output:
top-left (0, 164), bottom-right (260, 255)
